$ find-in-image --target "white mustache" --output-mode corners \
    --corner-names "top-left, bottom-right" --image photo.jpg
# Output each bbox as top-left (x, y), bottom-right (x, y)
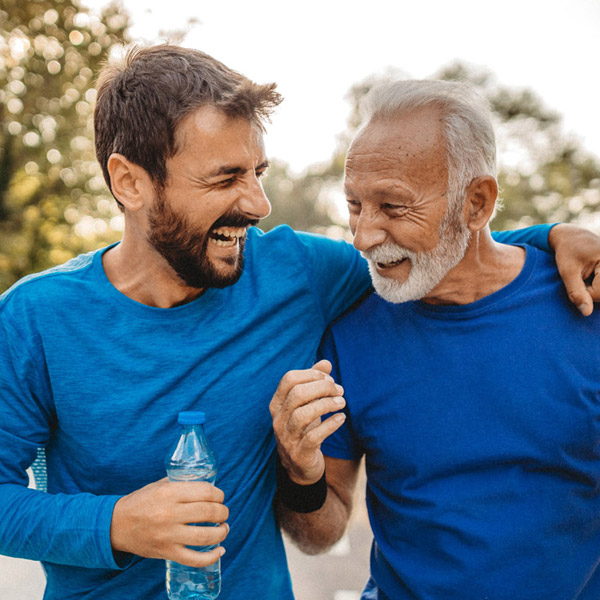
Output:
top-left (361, 242), bottom-right (415, 264)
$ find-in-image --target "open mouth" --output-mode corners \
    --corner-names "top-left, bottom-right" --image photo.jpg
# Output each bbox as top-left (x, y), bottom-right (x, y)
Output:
top-left (209, 226), bottom-right (247, 248)
top-left (376, 257), bottom-right (408, 269)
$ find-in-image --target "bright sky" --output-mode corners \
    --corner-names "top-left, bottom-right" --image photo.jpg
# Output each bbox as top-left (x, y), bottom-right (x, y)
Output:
top-left (91, 0), bottom-right (600, 173)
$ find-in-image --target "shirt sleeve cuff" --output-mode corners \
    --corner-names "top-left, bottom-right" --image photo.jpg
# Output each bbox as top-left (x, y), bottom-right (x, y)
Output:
top-left (98, 495), bottom-right (136, 570)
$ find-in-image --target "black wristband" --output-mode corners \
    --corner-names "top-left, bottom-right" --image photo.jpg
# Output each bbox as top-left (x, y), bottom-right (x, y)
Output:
top-left (275, 454), bottom-right (328, 513)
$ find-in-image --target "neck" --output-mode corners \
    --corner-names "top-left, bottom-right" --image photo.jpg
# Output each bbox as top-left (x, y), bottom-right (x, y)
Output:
top-left (421, 227), bottom-right (526, 305)
top-left (103, 228), bottom-right (205, 309)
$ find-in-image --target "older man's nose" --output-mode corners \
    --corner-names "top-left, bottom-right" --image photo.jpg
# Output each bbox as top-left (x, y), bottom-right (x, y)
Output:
top-left (352, 213), bottom-right (387, 253)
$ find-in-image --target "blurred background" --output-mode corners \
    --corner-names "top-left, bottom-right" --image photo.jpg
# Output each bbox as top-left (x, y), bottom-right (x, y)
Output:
top-left (1, 0), bottom-right (599, 596)
top-left (1, 0), bottom-right (600, 293)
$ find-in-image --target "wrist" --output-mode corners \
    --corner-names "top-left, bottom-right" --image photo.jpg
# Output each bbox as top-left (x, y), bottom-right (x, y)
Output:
top-left (275, 454), bottom-right (327, 513)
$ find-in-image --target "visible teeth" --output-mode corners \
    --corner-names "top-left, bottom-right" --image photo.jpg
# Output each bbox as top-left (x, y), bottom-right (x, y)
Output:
top-left (212, 226), bottom-right (246, 238)
top-left (377, 258), bottom-right (406, 268)
top-left (209, 226), bottom-right (246, 248)
top-left (212, 238), bottom-right (237, 247)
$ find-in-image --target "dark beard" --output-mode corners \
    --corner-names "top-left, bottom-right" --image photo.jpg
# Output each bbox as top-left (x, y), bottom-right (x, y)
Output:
top-left (147, 189), bottom-right (257, 289)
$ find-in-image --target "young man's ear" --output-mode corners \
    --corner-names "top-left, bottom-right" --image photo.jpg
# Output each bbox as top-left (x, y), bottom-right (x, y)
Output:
top-left (463, 176), bottom-right (498, 232)
top-left (107, 154), bottom-right (153, 212)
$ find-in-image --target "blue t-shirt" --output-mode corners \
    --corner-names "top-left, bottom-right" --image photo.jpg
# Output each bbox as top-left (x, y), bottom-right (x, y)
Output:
top-left (0, 226), bottom-right (370, 600)
top-left (321, 245), bottom-right (600, 600)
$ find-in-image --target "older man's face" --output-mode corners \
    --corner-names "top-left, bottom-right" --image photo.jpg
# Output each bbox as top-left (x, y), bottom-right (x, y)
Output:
top-left (344, 106), bottom-right (470, 303)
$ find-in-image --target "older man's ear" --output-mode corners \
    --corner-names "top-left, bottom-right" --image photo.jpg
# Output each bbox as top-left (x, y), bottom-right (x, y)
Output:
top-left (463, 176), bottom-right (498, 232)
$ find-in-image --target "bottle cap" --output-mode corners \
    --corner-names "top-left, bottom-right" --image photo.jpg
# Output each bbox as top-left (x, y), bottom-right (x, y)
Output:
top-left (177, 411), bottom-right (206, 425)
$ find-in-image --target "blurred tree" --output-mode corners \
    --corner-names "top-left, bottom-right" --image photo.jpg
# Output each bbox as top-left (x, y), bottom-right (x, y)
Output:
top-left (0, 0), bottom-right (129, 291)
top-left (260, 155), bottom-right (346, 237)
top-left (435, 62), bottom-right (600, 231)
top-left (3, 14), bottom-right (599, 294)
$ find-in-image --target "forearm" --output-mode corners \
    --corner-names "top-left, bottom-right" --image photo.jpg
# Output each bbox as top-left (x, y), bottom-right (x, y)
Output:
top-left (275, 481), bottom-right (352, 555)
top-left (0, 482), bottom-right (124, 569)
top-left (492, 223), bottom-right (557, 252)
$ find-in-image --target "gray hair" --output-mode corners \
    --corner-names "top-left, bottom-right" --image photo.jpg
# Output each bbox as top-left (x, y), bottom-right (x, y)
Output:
top-left (360, 79), bottom-right (497, 208)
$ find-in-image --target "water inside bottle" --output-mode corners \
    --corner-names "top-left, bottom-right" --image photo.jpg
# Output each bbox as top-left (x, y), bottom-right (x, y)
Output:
top-left (166, 559), bottom-right (221, 600)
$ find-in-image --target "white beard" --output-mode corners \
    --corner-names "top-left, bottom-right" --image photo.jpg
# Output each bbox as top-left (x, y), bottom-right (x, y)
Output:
top-left (362, 210), bottom-right (471, 304)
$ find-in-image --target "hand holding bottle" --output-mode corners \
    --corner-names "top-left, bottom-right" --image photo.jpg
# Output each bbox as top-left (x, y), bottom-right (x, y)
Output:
top-left (110, 477), bottom-right (229, 567)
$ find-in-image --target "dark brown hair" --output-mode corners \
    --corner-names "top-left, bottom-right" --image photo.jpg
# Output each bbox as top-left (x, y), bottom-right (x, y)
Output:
top-left (94, 44), bottom-right (282, 201)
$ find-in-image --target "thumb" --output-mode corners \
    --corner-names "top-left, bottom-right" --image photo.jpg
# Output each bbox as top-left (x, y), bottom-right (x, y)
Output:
top-left (560, 267), bottom-right (593, 316)
top-left (587, 263), bottom-right (600, 308)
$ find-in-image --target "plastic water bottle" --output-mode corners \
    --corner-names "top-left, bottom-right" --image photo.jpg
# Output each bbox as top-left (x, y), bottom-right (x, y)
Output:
top-left (165, 411), bottom-right (220, 600)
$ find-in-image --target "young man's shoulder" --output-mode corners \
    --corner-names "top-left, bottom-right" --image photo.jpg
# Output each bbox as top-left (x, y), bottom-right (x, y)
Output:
top-left (0, 248), bottom-right (102, 310)
top-left (248, 224), bottom-right (353, 253)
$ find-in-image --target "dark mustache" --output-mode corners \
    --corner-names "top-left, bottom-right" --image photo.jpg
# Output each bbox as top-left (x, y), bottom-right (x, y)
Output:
top-left (211, 211), bottom-right (259, 230)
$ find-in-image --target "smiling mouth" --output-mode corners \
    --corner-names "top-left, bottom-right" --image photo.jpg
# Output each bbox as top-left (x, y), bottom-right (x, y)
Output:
top-left (376, 257), bottom-right (409, 269)
top-left (209, 226), bottom-right (247, 247)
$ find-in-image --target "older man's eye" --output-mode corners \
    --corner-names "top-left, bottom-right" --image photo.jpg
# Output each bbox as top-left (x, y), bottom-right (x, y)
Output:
top-left (383, 203), bottom-right (407, 213)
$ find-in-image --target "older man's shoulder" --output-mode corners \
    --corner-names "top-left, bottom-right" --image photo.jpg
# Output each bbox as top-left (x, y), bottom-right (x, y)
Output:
top-left (329, 289), bottom-right (390, 328)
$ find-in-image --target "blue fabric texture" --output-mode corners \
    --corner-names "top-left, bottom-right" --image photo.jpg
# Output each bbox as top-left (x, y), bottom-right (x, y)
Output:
top-left (0, 225), bottom-right (370, 600)
top-left (321, 245), bottom-right (600, 600)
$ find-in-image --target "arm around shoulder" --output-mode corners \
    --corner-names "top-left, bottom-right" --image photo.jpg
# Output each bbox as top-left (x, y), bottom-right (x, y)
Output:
top-left (493, 223), bottom-right (600, 315)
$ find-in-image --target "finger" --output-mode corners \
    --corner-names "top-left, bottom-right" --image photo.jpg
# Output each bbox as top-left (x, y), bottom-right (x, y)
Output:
top-left (299, 412), bottom-right (347, 451)
top-left (175, 502), bottom-right (229, 525)
top-left (175, 545), bottom-right (226, 568)
top-left (168, 481), bottom-right (225, 504)
top-left (287, 396), bottom-right (346, 435)
top-left (558, 265), bottom-right (593, 316)
top-left (284, 379), bottom-right (344, 412)
top-left (586, 262), bottom-right (600, 308)
top-left (312, 359), bottom-right (332, 375)
top-left (178, 522), bottom-right (230, 548)
top-left (270, 367), bottom-right (335, 413)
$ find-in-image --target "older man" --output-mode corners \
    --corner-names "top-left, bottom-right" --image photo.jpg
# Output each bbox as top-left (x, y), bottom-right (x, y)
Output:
top-left (271, 80), bottom-right (600, 599)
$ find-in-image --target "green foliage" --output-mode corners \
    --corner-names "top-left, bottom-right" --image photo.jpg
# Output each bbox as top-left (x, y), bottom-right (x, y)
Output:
top-left (434, 62), bottom-right (600, 230)
top-left (0, 0), bottom-right (129, 291)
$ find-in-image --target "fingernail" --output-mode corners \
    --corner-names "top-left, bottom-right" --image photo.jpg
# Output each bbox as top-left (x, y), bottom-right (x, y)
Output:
top-left (334, 413), bottom-right (346, 422)
top-left (578, 303), bottom-right (588, 314)
top-left (335, 384), bottom-right (344, 394)
top-left (333, 396), bottom-right (345, 406)
top-left (219, 546), bottom-right (226, 557)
